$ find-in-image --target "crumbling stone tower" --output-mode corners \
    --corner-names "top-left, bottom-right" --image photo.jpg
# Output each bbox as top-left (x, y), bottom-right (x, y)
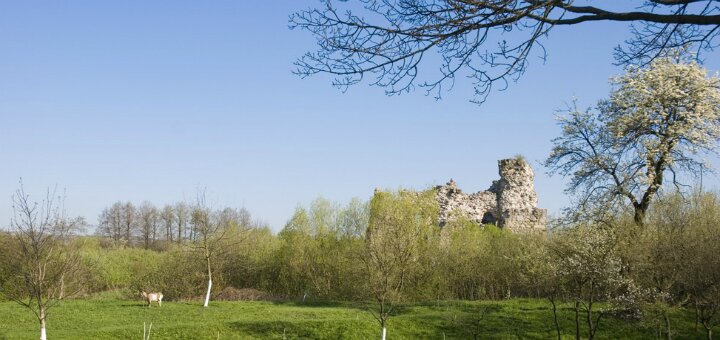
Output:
top-left (435, 158), bottom-right (547, 231)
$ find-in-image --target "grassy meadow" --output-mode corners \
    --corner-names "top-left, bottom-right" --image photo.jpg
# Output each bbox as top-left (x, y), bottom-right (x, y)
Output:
top-left (0, 298), bottom-right (708, 339)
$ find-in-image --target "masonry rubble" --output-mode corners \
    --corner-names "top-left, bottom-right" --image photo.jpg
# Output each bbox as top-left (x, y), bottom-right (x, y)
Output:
top-left (434, 158), bottom-right (547, 231)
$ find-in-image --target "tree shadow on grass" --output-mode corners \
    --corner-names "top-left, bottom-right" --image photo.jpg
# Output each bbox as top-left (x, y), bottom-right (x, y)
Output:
top-left (227, 319), bottom-right (374, 339)
top-left (227, 320), bottom-right (289, 338)
top-left (269, 299), bottom-right (369, 313)
top-left (271, 300), bottom-right (344, 307)
top-left (121, 302), bottom-right (169, 309)
top-left (435, 303), bottom-right (514, 339)
top-left (120, 303), bottom-right (147, 307)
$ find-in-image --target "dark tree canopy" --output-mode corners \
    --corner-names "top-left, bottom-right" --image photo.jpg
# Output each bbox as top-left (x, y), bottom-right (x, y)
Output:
top-left (290, 0), bottom-right (720, 103)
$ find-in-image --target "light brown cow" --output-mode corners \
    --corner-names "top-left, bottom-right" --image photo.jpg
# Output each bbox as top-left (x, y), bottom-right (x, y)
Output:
top-left (141, 291), bottom-right (163, 307)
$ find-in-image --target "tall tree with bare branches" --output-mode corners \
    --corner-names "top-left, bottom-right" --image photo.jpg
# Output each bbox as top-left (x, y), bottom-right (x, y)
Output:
top-left (189, 192), bottom-right (250, 308)
top-left (175, 202), bottom-right (190, 243)
top-left (138, 202), bottom-right (160, 250)
top-left (291, 1), bottom-right (720, 103)
top-left (1, 182), bottom-right (84, 340)
top-left (98, 202), bottom-right (124, 245)
top-left (160, 204), bottom-right (175, 243)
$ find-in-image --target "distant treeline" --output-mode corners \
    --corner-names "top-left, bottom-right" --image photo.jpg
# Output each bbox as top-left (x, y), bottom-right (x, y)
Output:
top-left (94, 201), bottom-right (268, 248)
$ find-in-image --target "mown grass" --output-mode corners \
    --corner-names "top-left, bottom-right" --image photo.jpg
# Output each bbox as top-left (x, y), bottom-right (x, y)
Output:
top-left (0, 298), bottom-right (709, 339)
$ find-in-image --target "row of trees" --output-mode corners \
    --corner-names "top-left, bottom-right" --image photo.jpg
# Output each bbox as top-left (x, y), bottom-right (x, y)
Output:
top-left (97, 200), bottom-right (263, 249)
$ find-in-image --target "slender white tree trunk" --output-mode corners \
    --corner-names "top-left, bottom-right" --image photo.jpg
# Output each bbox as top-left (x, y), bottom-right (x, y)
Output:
top-left (381, 326), bottom-right (386, 340)
top-left (203, 278), bottom-right (212, 307)
top-left (40, 317), bottom-right (47, 340)
top-left (203, 251), bottom-right (212, 308)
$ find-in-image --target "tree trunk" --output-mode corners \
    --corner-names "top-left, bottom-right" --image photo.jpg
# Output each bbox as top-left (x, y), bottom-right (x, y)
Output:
top-left (177, 222), bottom-right (182, 244)
top-left (633, 206), bottom-right (646, 226)
top-left (549, 297), bottom-right (561, 340)
top-left (40, 310), bottom-right (47, 340)
top-left (379, 303), bottom-right (387, 340)
top-left (704, 320), bottom-right (713, 340)
top-left (575, 301), bottom-right (581, 340)
top-left (587, 289), bottom-right (595, 340)
top-left (203, 254), bottom-right (212, 308)
top-left (126, 223), bottom-right (132, 245)
top-left (204, 278), bottom-right (212, 308)
top-left (664, 311), bottom-right (672, 340)
top-left (59, 274), bottom-right (65, 300)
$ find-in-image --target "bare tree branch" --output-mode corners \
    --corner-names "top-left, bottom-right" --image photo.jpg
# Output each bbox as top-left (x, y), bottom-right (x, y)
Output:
top-left (291, 0), bottom-right (720, 104)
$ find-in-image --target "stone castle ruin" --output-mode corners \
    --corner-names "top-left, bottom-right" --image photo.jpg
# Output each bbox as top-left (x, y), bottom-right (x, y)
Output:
top-left (435, 158), bottom-right (547, 231)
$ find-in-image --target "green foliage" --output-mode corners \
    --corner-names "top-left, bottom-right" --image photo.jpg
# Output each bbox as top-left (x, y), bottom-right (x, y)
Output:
top-left (438, 217), bottom-right (543, 301)
top-left (363, 188), bottom-right (440, 330)
top-left (365, 189), bottom-right (440, 299)
top-left (80, 243), bottom-right (164, 295)
top-left (0, 232), bottom-right (14, 301)
top-left (272, 198), bottom-right (369, 300)
top-left (221, 227), bottom-right (279, 294)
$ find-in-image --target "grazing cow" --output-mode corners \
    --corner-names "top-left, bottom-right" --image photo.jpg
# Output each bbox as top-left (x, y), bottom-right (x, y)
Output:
top-left (141, 291), bottom-right (163, 307)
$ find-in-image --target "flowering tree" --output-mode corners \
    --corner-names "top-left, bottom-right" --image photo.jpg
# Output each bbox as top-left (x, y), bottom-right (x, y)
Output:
top-left (552, 226), bottom-right (625, 340)
top-left (546, 56), bottom-right (720, 225)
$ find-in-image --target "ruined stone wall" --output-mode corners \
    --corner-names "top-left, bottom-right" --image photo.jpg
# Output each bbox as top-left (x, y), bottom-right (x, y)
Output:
top-left (434, 158), bottom-right (547, 231)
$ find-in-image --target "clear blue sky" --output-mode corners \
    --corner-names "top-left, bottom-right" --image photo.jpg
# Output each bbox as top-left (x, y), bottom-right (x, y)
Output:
top-left (2, 1), bottom-right (719, 231)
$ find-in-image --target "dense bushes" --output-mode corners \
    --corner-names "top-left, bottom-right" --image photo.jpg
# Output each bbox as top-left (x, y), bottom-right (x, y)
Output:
top-left (0, 232), bottom-right (12, 301)
top-left (78, 242), bottom-right (222, 300)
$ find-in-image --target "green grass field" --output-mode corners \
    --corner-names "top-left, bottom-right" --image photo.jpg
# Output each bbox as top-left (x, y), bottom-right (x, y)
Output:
top-left (0, 298), bottom-right (709, 339)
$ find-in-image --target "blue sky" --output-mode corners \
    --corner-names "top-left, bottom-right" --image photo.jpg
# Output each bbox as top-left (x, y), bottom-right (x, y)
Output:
top-left (2, 1), bottom-right (719, 231)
